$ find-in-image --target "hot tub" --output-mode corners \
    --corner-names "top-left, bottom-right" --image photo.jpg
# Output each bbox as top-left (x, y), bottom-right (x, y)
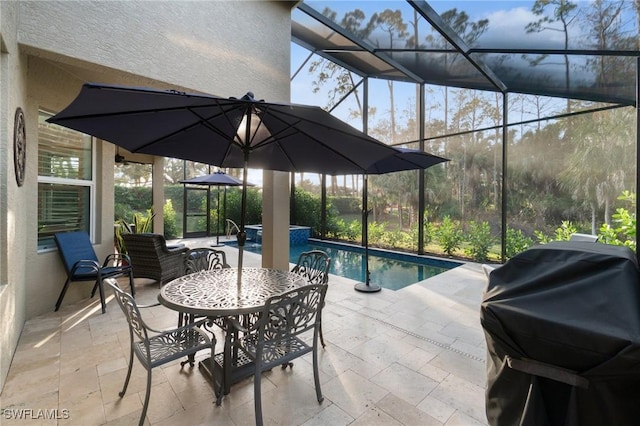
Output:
top-left (244, 225), bottom-right (311, 246)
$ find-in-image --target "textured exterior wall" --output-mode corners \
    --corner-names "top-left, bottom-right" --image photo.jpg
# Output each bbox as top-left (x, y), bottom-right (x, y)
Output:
top-left (0, 0), bottom-right (28, 397)
top-left (18, 0), bottom-right (292, 99)
top-left (0, 0), bottom-right (291, 392)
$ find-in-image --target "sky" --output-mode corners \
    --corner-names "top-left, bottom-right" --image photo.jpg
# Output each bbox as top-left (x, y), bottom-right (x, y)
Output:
top-left (260, 0), bottom-right (638, 187)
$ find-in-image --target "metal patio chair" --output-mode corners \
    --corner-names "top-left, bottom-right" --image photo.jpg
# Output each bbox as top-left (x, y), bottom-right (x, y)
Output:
top-left (54, 231), bottom-right (134, 314)
top-left (184, 247), bottom-right (230, 274)
top-left (178, 247), bottom-right (231, 327)
top-left (107, 280), bottom-right (215, 426)
top-left (226, 284), bottom-right (327, 426)
top-left (291, 250), bottom-right (330, 346)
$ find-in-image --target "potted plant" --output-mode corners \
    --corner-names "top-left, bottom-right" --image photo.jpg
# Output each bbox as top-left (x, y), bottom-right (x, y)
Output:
top-left (114, 209), bottom-right (155, 256)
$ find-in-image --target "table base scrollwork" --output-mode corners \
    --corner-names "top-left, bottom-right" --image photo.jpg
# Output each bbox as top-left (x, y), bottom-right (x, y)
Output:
top-left (159, 268), bottom-right (307, 401)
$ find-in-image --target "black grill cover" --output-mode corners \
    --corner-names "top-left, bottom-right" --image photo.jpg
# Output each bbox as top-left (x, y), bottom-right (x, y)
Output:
top-left (481, 241), bottom-right (640, 426)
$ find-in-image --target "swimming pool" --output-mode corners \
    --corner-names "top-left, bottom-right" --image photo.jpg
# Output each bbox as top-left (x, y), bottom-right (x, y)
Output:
top-left (227, 239), bottom-right (462, 291)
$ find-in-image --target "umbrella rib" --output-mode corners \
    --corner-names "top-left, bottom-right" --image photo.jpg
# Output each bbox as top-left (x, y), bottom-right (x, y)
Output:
top-left (53, 85), bottom-right (413, 174)
top-left (131, 100), bottom-right (247, 155)
top-left (267, 106), bottom-right (381, 142)
top-left (54, 88), bottom-right (252, 157)
top-left (53, 102), bottom-right (244, 156)
top-left (52, 104), bottom-right (215, 123)
top-left (248, 103), bottom-right (385, 148)
top-left (51, 90), bottom-right (225, 121)
top-left (190, 100), bottom-right (259, 147)
top-left (251, 108), bottom-right (394, 173)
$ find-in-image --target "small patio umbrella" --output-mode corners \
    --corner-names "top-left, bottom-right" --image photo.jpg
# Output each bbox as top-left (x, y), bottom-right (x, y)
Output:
top-left (355, 148), bottom-right (449, 292)
top-left (180, 171), bottom-right (255, 246)
top-left (49, 83), bottom-right (400, 280)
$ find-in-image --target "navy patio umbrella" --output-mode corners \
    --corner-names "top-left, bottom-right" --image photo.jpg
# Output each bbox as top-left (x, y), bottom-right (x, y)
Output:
top-left (48, 83), bottom-right (401, 278)
top-left (356, 148), bottom-right (449, 292)
top-left (180, 171), bottom-right (255, 246)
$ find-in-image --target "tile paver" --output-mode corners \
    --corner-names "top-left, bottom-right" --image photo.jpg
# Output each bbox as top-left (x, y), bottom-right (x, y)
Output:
top-left (1, 237), bottom-right (489, 425)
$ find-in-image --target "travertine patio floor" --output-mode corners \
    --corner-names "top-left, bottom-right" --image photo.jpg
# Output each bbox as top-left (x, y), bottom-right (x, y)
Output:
top-left (1, 239), bottom-right (489, 425)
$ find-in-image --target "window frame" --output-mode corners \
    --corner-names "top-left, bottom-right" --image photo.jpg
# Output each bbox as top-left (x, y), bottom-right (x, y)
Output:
top-left (37, 110), bottom-right (96, 252)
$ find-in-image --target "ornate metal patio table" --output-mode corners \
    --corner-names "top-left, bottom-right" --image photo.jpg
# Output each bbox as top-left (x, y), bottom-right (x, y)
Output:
top-left (158, 267), bottom-right (307, 402)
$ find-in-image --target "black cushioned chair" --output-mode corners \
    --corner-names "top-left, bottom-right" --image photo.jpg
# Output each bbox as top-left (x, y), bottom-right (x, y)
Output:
top-left (54, 231), bottom-right (134, 314)
top-left (122, 233), bottom-right (188, 285)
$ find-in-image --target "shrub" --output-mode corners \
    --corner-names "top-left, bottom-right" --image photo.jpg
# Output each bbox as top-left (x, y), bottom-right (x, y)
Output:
top-left (424, 221), bottom-right (434, 246)
top-left (324, 204), bottom-right (343, 237)
top-left (367, 221), bottom-right (386, 245)
top-left (115, 209), bottom-right (155, 254)
top-left (465, 221), bottom-right (494, 262)
top-left (163, 200), bottom-right (179, 240)
top-left (292, 188), bottom-right (343, 238)
top-left (224, 187), bottom-right (262, 226)
top-left (382, 229), bottom-right (406, 248)
top-left (339, 219), bottom-right (361, 242)
top-left (437, 216), bottom-right (463, 256)
top-left (598, 191), bottom-right (636, 251)
top-left (114, 185), bottom-right (152, 221)
top-left (409, 220), bottom-right (435, 249)
top-left (330, 196), bottom-right (360, 214)
top-left (535, 220), bottom-right (576, 243)
top-left (505, 227), bottom-right (534, 259)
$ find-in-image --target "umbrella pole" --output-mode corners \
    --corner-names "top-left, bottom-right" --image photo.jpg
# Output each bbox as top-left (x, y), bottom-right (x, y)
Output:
top-left (236, 152), bottom-right (249, 288)
top-left (355, 174), bottom-right (381, 293)
top-left (214, 188), bottom-right (221, 246)
top-left (224, 187), bottom-right (228, 238)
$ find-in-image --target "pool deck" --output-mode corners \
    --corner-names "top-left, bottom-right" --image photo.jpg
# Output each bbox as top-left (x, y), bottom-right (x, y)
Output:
top-left (0, 237), bottom-right (489, 425)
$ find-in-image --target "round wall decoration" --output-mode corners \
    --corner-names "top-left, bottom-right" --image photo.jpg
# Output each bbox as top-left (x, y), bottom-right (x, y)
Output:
top-left (14, 107), bottom-right (26, 187)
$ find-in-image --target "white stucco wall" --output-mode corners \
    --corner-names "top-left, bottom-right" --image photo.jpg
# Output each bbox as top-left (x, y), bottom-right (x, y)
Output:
top-left (18, 0), bottom-right (293, 99)
top-left (25, 58), bottom-right (119, 320)
top-left (0, 0), bottom-right (28, 398)
top-left (1, 0), bottom-right (292, 392)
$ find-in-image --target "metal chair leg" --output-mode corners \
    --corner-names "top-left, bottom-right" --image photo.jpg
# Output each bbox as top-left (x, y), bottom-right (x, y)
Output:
top-left (90, 280), bottom-right (99, 298)
top-left (128, 270), bottom-right (136, 298)
top-left (254, 367), bottom-right (264, 426)
top-left (119, 344), bottom-right (134, 397)
top-left (55, 277), bottom-right (72, 311)
top-left (319, 323), bottom-right (326, 348)
top-left (180, 353), bottom-right (196, 367)
top-left (97, 279), bottom-right (107, 313)
top-left (139, 369), bottom-right (152, 426)
top-left (210, 345), bottom-right (223, 405)
top-left (313, 345), bottom-right (324, 403)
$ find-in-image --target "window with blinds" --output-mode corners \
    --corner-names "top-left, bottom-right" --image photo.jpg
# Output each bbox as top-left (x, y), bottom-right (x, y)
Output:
top-left (38, 111), bottom-right (94, 250)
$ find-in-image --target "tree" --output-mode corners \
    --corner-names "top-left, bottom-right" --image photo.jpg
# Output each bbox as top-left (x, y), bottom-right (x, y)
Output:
top-left (164, 158), bottom-right (185, 184)
top-left (583, 0), bottom-right (636, 100)
top-left (424, 9), bottom-right (489, 171)
top-left (307, 7), bottom-right (370, 112)
top-left (559, 107), bottom-right (635, 232)
top-left (115, 162), bottom-right (152, 187)
top-left (526, 0), bottom-right (578, 112)
top-left (369, 9), bottom-right (409, 143)
top-left (447, 89), bottom-right (495, 221)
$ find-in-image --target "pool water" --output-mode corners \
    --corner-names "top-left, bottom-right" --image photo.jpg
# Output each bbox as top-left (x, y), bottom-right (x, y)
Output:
top-left (229, 239), bottom-right (461, 291)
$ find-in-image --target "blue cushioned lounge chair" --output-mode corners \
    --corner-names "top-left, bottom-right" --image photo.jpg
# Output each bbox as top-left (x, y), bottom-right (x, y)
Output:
top-left (54, 231), bottom-right (134, 313)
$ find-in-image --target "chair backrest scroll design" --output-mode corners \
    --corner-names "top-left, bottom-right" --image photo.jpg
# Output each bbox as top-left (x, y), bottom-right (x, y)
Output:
top-left (184, 248), bottom-right (229, 274)
top-left (107, 281), bottom-right (149, 346)
top-left (259, 284), bottom-right (326, 350)
top-left (291, 250), bottom-right (330, 285)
